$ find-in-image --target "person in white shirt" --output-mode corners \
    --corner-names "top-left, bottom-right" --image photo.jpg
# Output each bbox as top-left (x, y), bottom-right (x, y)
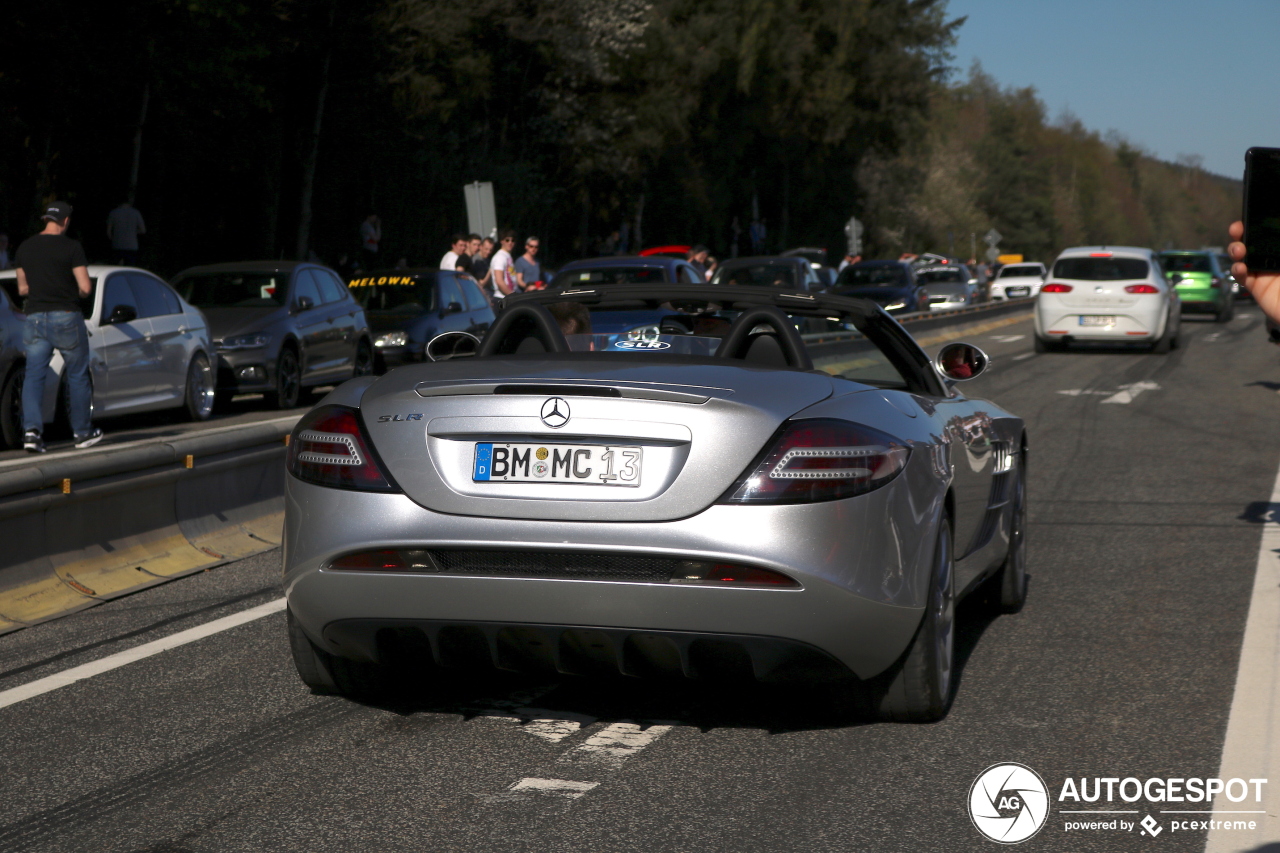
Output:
top-left (489, 230), bottom-right (519, 298)
top-left (440, 234), bottom-right (467, 272)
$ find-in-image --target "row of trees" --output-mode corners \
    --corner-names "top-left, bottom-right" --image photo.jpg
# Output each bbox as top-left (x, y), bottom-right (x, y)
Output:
top-left (0, 1), bottom-right (1237, 275)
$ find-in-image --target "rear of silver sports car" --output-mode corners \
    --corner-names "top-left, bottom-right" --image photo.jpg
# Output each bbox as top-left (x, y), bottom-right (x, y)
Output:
top-left (283, 359), bottom-right (947, 687)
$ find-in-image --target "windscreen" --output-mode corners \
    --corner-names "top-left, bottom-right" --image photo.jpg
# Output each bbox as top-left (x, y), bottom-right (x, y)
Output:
top-left (349, 276), bottom-right (436, 313)
top-left (176, 272), bottom-right (286, 308)
top-left (711, 263), bottom-right (799, 288)
top-left (999, 265), bottom-right (1043, 278)
top-left (916, 268), bottom-right (965, 283)
top-left (835, 265), bottom-right (906, 287)
top-left (1160, 254), bottom-right (1212, 273)
top-left (1051, 257), bottom-right (1149, 281)
top-left (550, 266), bottom-right (667, 287)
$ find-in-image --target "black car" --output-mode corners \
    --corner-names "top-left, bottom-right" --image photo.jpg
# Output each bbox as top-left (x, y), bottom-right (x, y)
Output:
top-left (172, 261), bottom-right (373, 409)
top-left (347, 268), bottom-right (494, 371)
top-left (829, 260), bottom-right (926, 314)
top-left (547, 256), bottom-right (706, 288)
top-left (710, 256), bottom-right (825, 291)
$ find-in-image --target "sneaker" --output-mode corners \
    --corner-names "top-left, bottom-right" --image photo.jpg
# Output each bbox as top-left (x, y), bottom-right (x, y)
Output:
top-left (23, 429), bottom-right (45, 454)
top-left (73, 428), bottom-right (104, 449)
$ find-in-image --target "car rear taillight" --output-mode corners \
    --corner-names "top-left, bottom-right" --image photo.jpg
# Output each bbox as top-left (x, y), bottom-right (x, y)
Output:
top-left (287, 405), bottom-right (399, 492)
top-left (720, 419), bottom-right (909, 505)
top-left (1042, 283), bottom-right (1073, 293)
top-left (1124, 284), bottom-right (1159, 294)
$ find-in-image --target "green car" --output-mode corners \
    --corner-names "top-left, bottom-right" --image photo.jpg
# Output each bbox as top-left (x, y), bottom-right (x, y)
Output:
top-left (1160, 251), bottom-right (1234, 322)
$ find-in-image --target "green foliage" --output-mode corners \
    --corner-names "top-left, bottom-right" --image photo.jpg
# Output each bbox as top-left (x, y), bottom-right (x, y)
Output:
top-left (0, 2), bottom-right (1239, 271)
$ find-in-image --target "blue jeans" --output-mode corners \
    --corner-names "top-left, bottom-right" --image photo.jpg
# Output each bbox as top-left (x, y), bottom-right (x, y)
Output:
top-left (23, 311), bottom-right (92, 436)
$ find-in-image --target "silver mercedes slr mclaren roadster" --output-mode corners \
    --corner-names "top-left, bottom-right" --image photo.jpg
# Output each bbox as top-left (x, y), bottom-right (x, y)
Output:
top-left (283, 285), bottom-right (1027, 721)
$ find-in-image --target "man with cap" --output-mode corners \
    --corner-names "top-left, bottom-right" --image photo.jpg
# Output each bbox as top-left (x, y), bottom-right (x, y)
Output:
top-left (14, 202), bottom-right (102, 452)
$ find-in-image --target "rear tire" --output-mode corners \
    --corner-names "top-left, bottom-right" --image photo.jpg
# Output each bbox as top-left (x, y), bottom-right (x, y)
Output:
top-left (0, 367), bottom-right (24, 450)
top-left (183, 353), bottom-right (215, 421)
top-left (1033, 335), bottom-right (1061, 353)
top-left (991, 452), bottom-right (1028, 613)
top-left (352, 339), bottom-right (374, 378)
top-left (875, 513), bottom-right (956, 722)
top-left (267, 346), bottom-right (302, 409)
top-left (287, 607), bottom-right (398, 701)
top-left (1152, 323), bottom-right (1174, 354)
top-left (287, 607), bottom-right (338, 694)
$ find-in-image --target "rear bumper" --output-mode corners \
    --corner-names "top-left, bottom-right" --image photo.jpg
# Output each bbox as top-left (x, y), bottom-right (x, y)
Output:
top-left (282, 476), bottom-right (939, 681)
top-left (1035, 301), bottom-right (1164, 342)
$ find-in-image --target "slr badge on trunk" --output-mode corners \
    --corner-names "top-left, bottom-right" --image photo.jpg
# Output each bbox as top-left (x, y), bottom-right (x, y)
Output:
top-left (540, 397), bottom-right (570, 428)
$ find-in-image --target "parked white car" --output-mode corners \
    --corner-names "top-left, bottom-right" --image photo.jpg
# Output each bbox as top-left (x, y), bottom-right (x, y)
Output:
top-left (0, 265), bottom-right (216, 427)
top-left (1034, 247), bottom-right (1180, 353)
top-left (990, 263), bottom-right (1046, 300)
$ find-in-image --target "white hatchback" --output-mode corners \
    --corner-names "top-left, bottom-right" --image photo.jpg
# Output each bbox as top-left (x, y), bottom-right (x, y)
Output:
top-left (990, 263), bottom-right (1046, 300)
top-left (1034, 247), bottom-right (1180, 353)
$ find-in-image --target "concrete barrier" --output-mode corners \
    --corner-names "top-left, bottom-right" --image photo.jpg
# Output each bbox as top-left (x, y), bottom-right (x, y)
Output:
top-left (0, 416), bottom-right (299, 635)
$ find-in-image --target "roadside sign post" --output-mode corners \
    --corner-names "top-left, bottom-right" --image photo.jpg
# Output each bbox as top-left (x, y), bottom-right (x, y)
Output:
top-left (983, 229), bottom-right (1002, 263)
top-left (464, 182), bottom-right (497, 238)
top-left (844, 217), bottom-right (863, 256)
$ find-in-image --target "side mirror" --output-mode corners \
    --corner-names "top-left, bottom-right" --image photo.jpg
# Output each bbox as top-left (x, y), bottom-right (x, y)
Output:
top-left (426, 331), bottom-right (480, 362)
top-left (295, 295), bottom-right (314, 312)
top-left (106, 304), bottom-right (137, 325)
top-left (934, 342), bottom-right (989, 381)
top-left (443, 301), bottom-right (464, 315)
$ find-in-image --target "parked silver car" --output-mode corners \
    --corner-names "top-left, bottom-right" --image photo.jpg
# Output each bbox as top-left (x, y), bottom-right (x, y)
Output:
top-left (283, 285), bottom-right (1027, 721)
top-left (0, 265), bottom-right (216, 430)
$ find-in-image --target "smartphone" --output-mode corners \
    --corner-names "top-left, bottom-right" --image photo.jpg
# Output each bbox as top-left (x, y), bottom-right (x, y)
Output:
top-left (1244, 147), bottom-right (1280, 271)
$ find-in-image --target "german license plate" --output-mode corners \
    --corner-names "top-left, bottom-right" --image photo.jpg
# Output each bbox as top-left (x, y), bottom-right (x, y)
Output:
top-left (473, 443), bottom-right (642, 486)
top-left (1006, 286), bottom-right (1029, 297)
top-left (1079, 315), bottom-right (1116, 326)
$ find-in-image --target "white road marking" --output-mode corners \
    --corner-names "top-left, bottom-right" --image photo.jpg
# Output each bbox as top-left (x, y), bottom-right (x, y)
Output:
top-left (1013, 352), bottom-right (1036, 361)
top-left (1100, 381), bottom-right (1160, 405)
top-left (507, 778), bottom-right (599, 798)
top-left (1205, 332), bottom-right (1222, 342)
top-left (0, 598), bottom-right (287, 710)
top-left (560, 722), bottom-right (674, 767)
top-left (1057, 389), bottom-right (1112, 397)
top-left (1205, 462), bottom-right (1280, 851)
top-left (480, 715), bottom-right (585, 743)
top-left (989, 334), bottom-right (1025, 343)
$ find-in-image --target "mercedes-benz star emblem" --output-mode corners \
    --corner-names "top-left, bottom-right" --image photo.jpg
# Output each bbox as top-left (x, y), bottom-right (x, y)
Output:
top-left (540, 397), bottom-right (570, 428)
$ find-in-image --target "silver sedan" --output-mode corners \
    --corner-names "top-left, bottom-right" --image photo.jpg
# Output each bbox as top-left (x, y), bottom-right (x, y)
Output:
top-left (0, 265), bottom-right (216, 428)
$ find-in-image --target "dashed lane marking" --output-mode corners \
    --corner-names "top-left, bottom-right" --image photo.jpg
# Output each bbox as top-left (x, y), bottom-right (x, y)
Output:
top-left (0, 598), bottom-right (286, 710)
top-left (559, 722), bottom-right (675, 767)
top-left (505, 778), bottom-right (599, 799)
top-left (1100, 381), bottom-right (1160, 404)
top-left (989, 334), bottom-right (1025, 343)
top-left (1013, 352), bottom-right (1035, 361)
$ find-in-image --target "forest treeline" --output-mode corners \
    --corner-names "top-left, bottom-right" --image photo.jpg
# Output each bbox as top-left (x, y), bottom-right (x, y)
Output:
top-left (0, 0), bottom-right (1239, 274)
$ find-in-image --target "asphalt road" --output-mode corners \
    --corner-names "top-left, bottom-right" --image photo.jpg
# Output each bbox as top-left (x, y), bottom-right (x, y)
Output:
top-left (0, 307), bottom-right (1276, 852)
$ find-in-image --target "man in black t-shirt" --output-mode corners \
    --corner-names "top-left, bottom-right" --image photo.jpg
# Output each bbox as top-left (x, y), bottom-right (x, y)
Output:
top-left (14, 202), bottom-right (102, 452)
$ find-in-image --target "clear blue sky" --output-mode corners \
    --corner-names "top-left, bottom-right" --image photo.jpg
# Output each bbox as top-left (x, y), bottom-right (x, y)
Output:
top-left (945, 0), bottom-right (1276, 179)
